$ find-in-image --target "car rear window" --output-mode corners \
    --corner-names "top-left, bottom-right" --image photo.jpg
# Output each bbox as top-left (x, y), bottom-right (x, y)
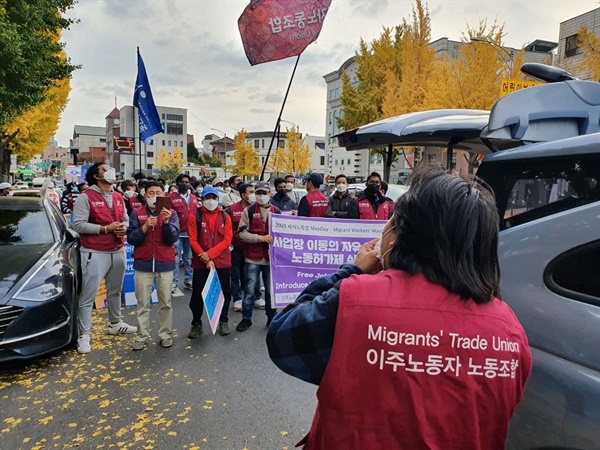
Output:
top-left (0, 208), bottom-right (54, 245)
top-left (478, 154), bottom-right (600, 230)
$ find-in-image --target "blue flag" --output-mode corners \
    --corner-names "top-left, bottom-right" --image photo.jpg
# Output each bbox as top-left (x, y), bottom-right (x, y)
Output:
top-left (133, 51), bottom-right (164, 145)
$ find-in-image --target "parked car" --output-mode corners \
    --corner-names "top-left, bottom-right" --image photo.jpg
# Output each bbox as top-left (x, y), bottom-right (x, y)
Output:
top-left (0, 197), bottom-right (80, 363)
top-left (336, 64), bottom-right (600, 449)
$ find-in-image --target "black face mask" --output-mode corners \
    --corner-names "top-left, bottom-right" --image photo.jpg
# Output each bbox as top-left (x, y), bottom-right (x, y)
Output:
top-left (276, 189), bottom-right (285, 197)
top-left (366, 184), bottom-right (380, 196)
top-left (178, 183), bottom-right (189, 194)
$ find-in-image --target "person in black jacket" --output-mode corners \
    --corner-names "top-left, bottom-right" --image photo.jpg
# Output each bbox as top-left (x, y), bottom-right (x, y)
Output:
top-left (326, 174), bottom-right (354, 219)
top-left (270, 178), bottom-right (297, 213)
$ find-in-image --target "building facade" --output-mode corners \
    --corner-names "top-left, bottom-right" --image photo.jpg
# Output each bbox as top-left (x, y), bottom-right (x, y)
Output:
top-left (116, 105), bottom-right (188, 178)
top-left (556, 7), bottom-right (600, 80)
top-left (70, 125), bottom-right (107, 166)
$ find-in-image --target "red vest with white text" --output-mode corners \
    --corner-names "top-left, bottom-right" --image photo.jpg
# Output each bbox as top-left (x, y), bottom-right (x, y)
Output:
top-left (192, 208), bottom-right (231, 269)
top-left (129, 196), bottom-right (143, 209)
top-left (132, 206), bottom-right (176, 263)
top-left (227, 201), bottom-right (246, 251)
top-left (300, 270), bottom-right (532, 450)
top-left (80, 189), bottom-right (126, 251)
top-left (305, 190), bottom-right (329, 217)
top-left (244, 204), bottom-right (277, 261)
top-left (355, 196), bottom-right (392, 220)
top-left (169, 191), bottom-right (198, 233)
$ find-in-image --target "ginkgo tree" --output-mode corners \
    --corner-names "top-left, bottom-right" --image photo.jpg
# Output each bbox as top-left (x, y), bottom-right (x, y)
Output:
top-left (6, 75), bottom-right (71, 165)
top-left (577, 26), bottom-right (600, 80)
top-left (0, 3), bottom-right (78, 179)
top-left (230, 129), bottom-right (261, 180)
top-left (155, 147), bottom-right (185, 183)
top-left (270, 127), bottom-right (312, 175)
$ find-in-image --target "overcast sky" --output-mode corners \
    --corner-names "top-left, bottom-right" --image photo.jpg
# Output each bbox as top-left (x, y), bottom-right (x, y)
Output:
top-left (55, 0), bottom-right (596, 147)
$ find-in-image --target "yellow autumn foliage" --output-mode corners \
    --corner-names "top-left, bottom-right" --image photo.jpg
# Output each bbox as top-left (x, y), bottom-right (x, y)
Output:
top-left (270, 127), bottom-right (312, 175)
top-left (155, 147), bottom-right (185, 183)
top-left (230, 129), bottom-right (261, 179)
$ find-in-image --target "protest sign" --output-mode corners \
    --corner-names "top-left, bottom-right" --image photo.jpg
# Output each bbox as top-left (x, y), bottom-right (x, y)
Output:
top-left (269, 215), bottom-right (385, 308)
top-left (201, 268), bottom-right (225, 335)
top-left (123, 243), bottom-right (158, 307)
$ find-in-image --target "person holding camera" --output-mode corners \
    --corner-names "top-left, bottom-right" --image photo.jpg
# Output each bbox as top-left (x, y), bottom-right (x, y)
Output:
top-left (127, 181), bottom-right (180, 350)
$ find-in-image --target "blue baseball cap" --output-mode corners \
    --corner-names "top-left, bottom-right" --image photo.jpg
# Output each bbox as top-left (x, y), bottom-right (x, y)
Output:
top-left (201, 186), bottom-right (219, 198)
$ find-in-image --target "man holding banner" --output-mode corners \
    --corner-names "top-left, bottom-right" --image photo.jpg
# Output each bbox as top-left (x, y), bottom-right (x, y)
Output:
top-left (188, 187), bottom-right (233, 337)
top-left (127, 181), bottom-right (180, 350)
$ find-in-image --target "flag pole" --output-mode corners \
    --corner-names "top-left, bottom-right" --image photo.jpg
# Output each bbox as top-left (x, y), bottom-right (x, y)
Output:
top-left (260, 54), bottom-right (301, 181)
top-left (136, 47), bottom-right (143, 176)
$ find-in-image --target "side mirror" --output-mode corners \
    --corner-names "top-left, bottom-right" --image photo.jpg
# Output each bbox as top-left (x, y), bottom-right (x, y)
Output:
top-left (65, 227), bottom-right (80, 242)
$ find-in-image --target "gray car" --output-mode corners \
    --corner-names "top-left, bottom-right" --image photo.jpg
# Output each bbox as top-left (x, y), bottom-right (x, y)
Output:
top-left (337, 64), bottom-right (600, 449)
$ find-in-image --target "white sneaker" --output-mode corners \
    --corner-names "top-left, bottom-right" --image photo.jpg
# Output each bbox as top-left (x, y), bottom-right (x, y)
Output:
top-left (172, 283), bottom-right (178, 294)
top-left (254, 298), bottom-right (266, 309)
top-left (233, 300), bottom-right (242, 312)
top-left (77, 334), bottom-right (91, 354)
top-left (107, 321), bottom-right (137, 335)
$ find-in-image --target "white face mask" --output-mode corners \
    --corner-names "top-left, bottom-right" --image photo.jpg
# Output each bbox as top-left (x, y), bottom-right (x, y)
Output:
top-left (336, 184), bottom-right (348, 193)
top-left (146, 196), bottom-right (157, 208)
top-left (285, 183), bottom-right (294, 191)
top-left (6, 190), bottom-right (14, 197)
top-left (140, 188), bottom-right (146, 196)
top-left (246, 193), bottom-right (256, 204)
top-left (256, 194), bottom-right (270, 205)
top-left (103, 168), bottom-right (117, 183)
top-left (125, 190), bottom-right (136, 199)
top-left (203, 199), bottom-right (218, 211)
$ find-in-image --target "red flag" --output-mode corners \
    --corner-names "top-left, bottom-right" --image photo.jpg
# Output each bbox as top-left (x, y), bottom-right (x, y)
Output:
top-left (238, 0), bottom-right (332, 66)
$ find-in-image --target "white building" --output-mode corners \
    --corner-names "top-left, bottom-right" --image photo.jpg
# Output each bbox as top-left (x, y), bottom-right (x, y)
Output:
top-left (117, 105), bottom-right (188, 178)
top-left (305, 134), bottom-right (326, 175)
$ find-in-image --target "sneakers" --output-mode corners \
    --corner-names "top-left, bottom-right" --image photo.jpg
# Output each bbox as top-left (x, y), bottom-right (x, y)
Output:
top-left (187, 324), bottom-right (203, 339)
top-left (218, 322), bottom-right (230, 336)
top-left (233, 300), bottom-right (242, 312)
top-left (132, 339), bottom-right (148, 351)
top-left (254, 298), bottom-right (266, 309)
top-left (236, 319), bottom-right (252, 332)
top-left (183, 280), bottom-right (192, 290)
top-left (77, 334), bottom-right (91, 354)
top-left (107, 321), bottom-right (137, 335)
top-left (172, 283), bottom-right (178, 294)
top-left (160, 338), bottom-right (173, 348)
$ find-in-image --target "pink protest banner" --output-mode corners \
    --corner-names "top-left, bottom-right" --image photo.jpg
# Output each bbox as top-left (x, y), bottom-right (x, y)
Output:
top-left (238, 0), bottom-right (332, 66)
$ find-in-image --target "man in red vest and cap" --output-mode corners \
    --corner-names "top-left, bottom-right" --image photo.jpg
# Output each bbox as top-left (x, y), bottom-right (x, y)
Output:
top-left (73, 163), bottom-right (137, 354)
top-left (297, 173), bottom-right (328, 218)
top-left (267, 168), bottom-right (532, 449)
top-left (188, 186), bottom-right (233, 337)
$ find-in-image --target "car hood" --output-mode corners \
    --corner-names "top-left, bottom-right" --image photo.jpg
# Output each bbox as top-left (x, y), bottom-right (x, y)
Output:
top-left (0, 244), bottom-right (53, 301)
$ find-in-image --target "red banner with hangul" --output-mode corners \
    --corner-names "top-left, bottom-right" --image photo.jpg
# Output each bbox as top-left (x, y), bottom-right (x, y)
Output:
top-left (238, 0), bottom-right (332, 66)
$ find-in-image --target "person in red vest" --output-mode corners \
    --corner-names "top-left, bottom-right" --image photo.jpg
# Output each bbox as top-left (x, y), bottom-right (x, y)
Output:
top-left (187, 186), bottom-right (233, 337)
top-left (126, 181), bottom-right (180, 350)
top-left (73, 163), bottom-right (137, 354)
top-left (348, 171), bottom-right (393, 221)
top-left (237, 181), bottom-right (281, 331)
top-left (297, 173), bottom-right (329, 217)
top-left (224, 183), bottom-right (263, 313)
top-left (267, 168), bottom-right (532, 449)
top-left (169, 173), bottom-right (198, 293)
top-left (121, 179), bottom-right (143, 215)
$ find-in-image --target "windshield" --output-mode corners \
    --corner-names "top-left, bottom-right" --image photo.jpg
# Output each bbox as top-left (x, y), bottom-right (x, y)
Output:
top-left (0, 208), bottom-right (54, 245)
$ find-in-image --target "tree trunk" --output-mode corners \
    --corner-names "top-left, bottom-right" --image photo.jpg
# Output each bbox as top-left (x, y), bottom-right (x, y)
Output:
top-left (0, 130), bottom-right (19, 182)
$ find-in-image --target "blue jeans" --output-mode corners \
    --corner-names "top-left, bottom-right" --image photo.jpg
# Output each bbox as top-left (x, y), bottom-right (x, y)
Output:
top-left (242, 263), bottom-right (276, 321)
top-left (173, 236), bottom-right (192, 284)
top-left (231, 248), bottom-right (262, 302)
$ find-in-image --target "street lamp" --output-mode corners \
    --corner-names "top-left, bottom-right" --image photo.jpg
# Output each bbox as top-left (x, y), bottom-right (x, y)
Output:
top-left (470, 37), bottom-right (514, 74)
top-left (211, 127), bottom-right (227, 166)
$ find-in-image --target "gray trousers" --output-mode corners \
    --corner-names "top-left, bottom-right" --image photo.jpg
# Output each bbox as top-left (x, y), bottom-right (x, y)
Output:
top-left (78, 249), bottom-right (127, 335)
